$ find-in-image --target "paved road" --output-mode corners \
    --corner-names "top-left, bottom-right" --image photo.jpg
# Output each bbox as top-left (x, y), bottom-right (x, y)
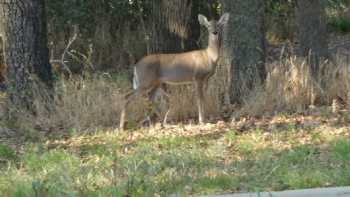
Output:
top-left (204, 187), bottom-right (350, 197)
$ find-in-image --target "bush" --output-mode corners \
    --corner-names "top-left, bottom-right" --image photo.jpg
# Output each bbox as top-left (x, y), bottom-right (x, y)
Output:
top-left (329, 16), bottom-right (350, 33)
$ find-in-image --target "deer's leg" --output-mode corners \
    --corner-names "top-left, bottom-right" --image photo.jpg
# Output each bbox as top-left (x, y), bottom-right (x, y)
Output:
top-left (119, 89), bottom-right (145, 131)
top-left (203, 78), bottom-right (210, 92)
top-left (157, 85), bottom-right (171, 127)
top-left (145, 84), bottom-right (171, 128)
top-left (145, 86), bottom-right (161, 126)
top-left (195, 81), bottom-right (205, 124)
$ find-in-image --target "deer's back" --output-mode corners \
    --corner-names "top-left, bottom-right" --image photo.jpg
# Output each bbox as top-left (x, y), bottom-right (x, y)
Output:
top-left (135, 50), bottom-right (212, 84)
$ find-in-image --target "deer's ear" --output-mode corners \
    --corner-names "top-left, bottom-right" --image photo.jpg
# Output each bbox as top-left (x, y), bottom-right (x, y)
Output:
top-left (198, 14), bottom-right (209, 27)
top-left (218, 13), bottom-right (230, 27)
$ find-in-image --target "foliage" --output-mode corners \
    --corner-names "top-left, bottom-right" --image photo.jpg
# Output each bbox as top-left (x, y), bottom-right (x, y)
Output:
top-left (329, 16), bottom-right (350, 33)
top-left (47, 0), bottom-right (142, 37)
top-left (326, 0), bottom-right (347, 9)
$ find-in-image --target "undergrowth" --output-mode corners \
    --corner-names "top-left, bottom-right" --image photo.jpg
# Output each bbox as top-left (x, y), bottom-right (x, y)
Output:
top-left (0, 53), bottom-right (349, 134)
top-left (329, 16), bottom-right (350, 33)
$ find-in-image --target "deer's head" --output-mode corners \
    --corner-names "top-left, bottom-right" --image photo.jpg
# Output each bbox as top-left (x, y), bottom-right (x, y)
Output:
top-left (198, 13), bottom-right (230, 36)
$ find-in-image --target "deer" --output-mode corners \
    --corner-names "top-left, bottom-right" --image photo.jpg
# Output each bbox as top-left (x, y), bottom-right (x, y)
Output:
top-left (119, 13), bottom-right (230, 130)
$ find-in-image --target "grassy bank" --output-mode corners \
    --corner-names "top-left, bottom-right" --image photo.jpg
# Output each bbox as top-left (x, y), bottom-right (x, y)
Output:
top-left (1, 112), bottom-right (350, 197)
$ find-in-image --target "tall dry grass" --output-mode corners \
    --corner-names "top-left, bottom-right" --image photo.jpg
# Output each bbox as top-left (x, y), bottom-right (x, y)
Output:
top-left (1, 52), bottom-right (350, 133)
top-left (239, 54), bottom-right (350, 116)
top-left (1, 74), bottom-right (129, 133)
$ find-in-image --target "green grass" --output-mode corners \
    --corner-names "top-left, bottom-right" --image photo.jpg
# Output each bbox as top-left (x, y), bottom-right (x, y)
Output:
top-left (0, 123), bottom-right (350, 197)
top-left (0, 143), bottom-right (17, 161)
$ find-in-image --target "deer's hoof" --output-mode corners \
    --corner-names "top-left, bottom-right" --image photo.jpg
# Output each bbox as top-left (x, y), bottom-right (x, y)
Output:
top-left (119, 123), bottom-right (125, 131)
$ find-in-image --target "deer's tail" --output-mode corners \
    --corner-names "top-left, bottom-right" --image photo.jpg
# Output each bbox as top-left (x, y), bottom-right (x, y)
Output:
top-left (133, 66), bottom-right (139, 90)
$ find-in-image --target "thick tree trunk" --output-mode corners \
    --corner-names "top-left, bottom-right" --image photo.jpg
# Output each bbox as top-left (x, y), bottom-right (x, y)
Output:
top-left (31, 0), bottom-right (53, 87)
top-left (150, 0), bottom-right (195, 53)
top-left (1, 0), bottom-right (53, 110)
top-left (295, 0), bottom-right (328, 77)
top-left (222, 0), bottom-right (266, 104)
top-left (0, 37), bottom-right (4, 84)
top-left (0, 5), bottom-right (5, 85)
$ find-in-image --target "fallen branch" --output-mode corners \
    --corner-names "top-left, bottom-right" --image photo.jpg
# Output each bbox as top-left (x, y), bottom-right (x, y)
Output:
top-left (50, 26), bottom-right (79, 77)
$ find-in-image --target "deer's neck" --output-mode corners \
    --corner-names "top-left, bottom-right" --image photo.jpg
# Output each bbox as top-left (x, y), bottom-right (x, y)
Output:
top-left (206, 34), bottom-right (220, 63)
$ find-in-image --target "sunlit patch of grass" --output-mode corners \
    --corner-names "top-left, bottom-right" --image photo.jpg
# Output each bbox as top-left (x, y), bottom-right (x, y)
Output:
top-left (330, 139), bottom-right (350, 162)
top-left (0, 144), bottom-right (17, 162)
top-left (282, 169), bottom-right (329, 189)
top-left (157, 135), bottom-right (201, 150)
top-left (195, 175), bottom-right (239, 195)
top-left (0, 171), bottom-right (35, 197)
top-left (1, 119), bottom-right (350, 196)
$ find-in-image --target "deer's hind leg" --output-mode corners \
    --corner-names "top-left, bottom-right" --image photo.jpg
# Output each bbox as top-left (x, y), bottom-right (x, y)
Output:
top-left (119, 87), bottom-right (149, 131)
top-left (157, 85), bottom-right (171, 127)
top-left (144, 84), bottom-right (172, 128)
top-left (120, 90), bottom-right (137, 131)
top-left (141, 86), bottom-right (159, 127)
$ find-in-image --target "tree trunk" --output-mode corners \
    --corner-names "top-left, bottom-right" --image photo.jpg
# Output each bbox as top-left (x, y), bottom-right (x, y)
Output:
top-left (1, 0), bottom-right (53, 110)
top-left (222, 0), bottom-right (267, 104)
top-left (295, 0), bottom-right (328, 77)
top-left (150, 0), bottom-right (195, 53)
top-left (0, 36), bottom-right (4, 84)
top-left (0, 5), bottom-right (5, 85)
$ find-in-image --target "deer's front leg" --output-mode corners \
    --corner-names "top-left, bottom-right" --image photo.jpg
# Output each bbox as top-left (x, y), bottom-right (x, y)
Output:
top-left (119, 89), bottom-right (142, 131)
top-left (195, 81), bottom-right (205, 124)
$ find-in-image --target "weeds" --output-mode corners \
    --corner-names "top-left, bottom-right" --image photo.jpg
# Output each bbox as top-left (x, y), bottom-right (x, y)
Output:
top-left (1, 121), bottom-right (350, 196)
top-left (0, 143), bottom-right (17, 162)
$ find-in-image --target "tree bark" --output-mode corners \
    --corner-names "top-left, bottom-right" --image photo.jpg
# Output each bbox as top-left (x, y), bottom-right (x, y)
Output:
top-left (0, 36), bottom-right (4, 84)
top-left (295, 0), bottom-right (328, 77)
top-left (32, 0), bottom-right (53, 86)
top-left (222, 0), bottom-right (267, 104)
top-left (1, 0), bottom-right (53, 110)
top-left (150, 0), bottom-right (195, 53)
